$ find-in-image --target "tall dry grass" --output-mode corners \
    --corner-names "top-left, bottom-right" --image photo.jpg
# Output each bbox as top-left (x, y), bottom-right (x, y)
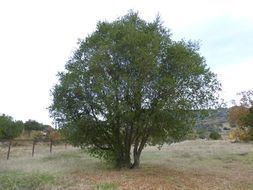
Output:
top-left (1, 140), bottom-right (253, 190)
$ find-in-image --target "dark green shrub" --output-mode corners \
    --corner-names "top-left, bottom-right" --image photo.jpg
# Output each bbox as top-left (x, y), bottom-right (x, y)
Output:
top-left (209, 131), bottom-right (221, 140)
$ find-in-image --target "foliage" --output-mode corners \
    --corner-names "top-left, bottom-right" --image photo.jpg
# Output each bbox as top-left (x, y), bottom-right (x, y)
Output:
top-left (228, 106), bottom-right (248, 128)
top-left (47, 129), bottom-right (63, 140)
top-left (0, 114), bottom-right (23, 140)
top-left (240, 107), bottom-right (253, 140)
top-left (209, 131), bottom-right (221, 140)
top-left (229, 90), bottom-right (253, 141)
top-left (50, 11), bottom-right (221, 168)
top-left (242, 107), bottom-right (253, 128)
top-left (237, 90), bottom-right (253, 107)
top-left (24, 119), bottom-right (50, 132)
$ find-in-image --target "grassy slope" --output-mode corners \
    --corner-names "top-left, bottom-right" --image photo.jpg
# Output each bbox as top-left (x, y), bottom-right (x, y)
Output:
top-left (1, 140), bottom-right (253, 190)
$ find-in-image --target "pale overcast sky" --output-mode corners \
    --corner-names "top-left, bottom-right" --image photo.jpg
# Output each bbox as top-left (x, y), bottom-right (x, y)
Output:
top-left (0, 0), bottom-right (252, 125)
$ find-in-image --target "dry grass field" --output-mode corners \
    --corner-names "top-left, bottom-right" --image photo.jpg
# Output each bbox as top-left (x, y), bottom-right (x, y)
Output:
top-left (1, 140), bottom-right (253, 190)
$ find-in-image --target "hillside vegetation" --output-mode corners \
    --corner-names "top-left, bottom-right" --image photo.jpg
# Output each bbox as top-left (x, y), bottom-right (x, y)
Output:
top-left (193, 108), bottom-right (230, 138)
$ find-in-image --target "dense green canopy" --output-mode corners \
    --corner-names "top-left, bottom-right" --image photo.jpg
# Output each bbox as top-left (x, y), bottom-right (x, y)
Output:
top-left (50, 12), bottom-right (221, 168)
top-left (0, 114), bottom-right (23, 140)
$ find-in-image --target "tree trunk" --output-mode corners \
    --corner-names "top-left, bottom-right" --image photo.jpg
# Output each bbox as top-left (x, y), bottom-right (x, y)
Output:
top-left (131, 140), bottom-right (141, 169)
top-left (131, 152), bottom-right (141, 168)
top-left (115, 149), bottom-right (131, 168)
top-left (115, 157), bottom-right (131, 168)
top-left (130, 132), bottom-right (149, 169)
top-left (124, 154), bottom-right (132, 168)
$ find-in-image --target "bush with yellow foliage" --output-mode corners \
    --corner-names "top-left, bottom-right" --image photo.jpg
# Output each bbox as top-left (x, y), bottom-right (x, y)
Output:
top-left (228, 90), bottom-right (253, 141)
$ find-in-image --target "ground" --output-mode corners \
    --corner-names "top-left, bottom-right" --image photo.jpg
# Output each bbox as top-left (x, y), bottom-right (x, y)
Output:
top-left (0, 140), bottom-right (253, 190)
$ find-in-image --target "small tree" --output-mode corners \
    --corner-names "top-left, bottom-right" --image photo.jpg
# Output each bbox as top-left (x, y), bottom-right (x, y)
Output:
top-left (240, 107), bottom-right (253, 140)
top-left (228, 106), bottom-right (248, 128)
top-left (0, 114), bottom-right (23, 140)
top-left (229, 90), bottom-right (253, 141)
top-left (50, 12), bottom-right (221, 168)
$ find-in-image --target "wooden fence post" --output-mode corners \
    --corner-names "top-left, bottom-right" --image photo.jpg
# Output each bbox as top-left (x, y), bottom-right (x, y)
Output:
top-left (32, 139), bottom-right (36, 157)
top-left (50, 139), bottom-right (53, 153)
top-left (7, 140), bottom-right (11, 160)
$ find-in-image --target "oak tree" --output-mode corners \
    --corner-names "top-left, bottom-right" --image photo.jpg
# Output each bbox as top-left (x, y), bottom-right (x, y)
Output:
top-left (50, 12), bottom-right (221, 168)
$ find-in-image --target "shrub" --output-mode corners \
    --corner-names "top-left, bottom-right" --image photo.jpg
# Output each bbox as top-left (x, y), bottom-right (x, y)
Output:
top-left (0, 114), bottom-right (23, 140)
top-left (196, 130), bottom-right (208, 139)
top-left (209, 131), bottom-right (221, 140)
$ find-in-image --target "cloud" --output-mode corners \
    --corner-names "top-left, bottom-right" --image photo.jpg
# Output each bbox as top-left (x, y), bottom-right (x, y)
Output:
top-left (213, 59), bottom-right (253, 103)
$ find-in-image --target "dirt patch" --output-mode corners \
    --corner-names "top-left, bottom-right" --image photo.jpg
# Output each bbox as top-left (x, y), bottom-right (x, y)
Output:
top-left (60, 166), bottom-right (253, 190)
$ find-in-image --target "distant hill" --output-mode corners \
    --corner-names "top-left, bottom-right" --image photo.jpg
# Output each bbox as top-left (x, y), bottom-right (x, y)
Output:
top-left (194, 108), bottom-right (230, 134)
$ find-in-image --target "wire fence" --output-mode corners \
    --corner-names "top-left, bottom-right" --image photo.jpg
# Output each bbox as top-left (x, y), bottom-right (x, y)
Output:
top-left (0, 138), bottom-right (67, 160)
